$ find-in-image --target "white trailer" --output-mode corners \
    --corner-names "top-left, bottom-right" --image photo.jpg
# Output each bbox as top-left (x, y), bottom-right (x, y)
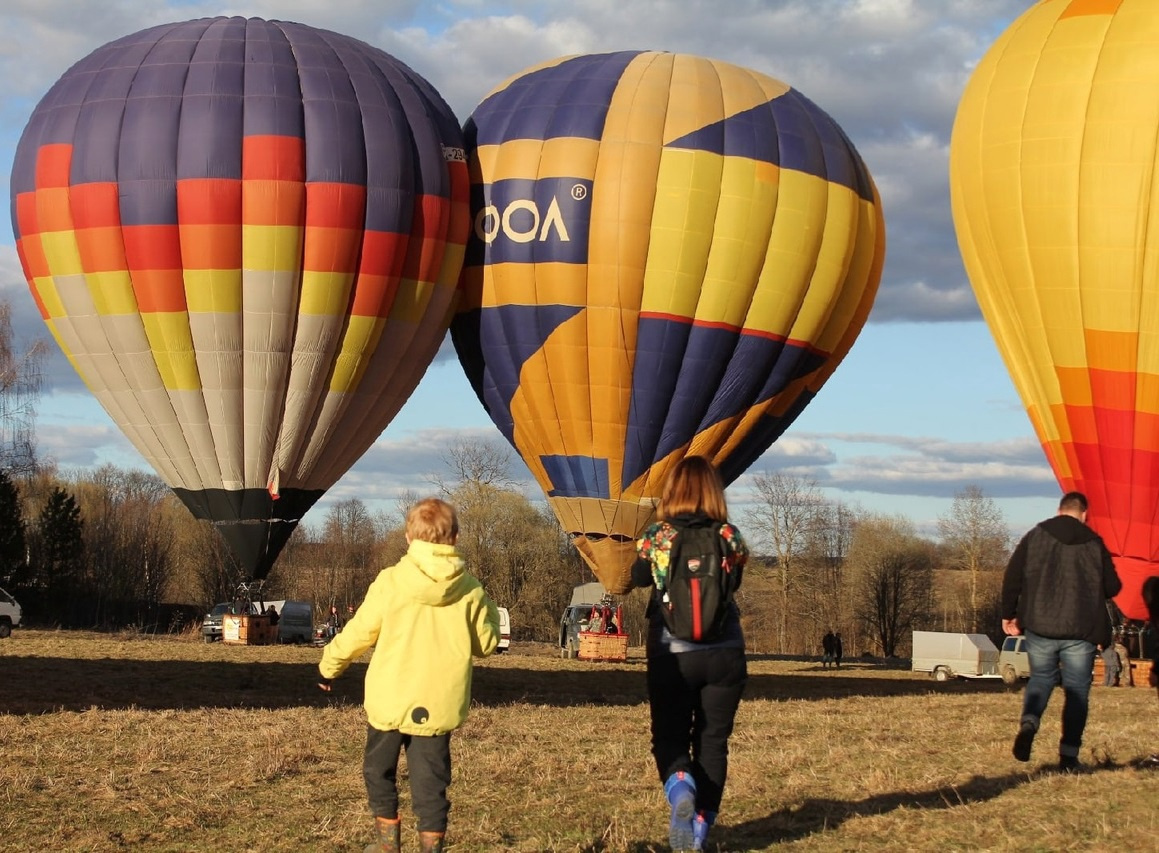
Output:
top-left (912, 631), bottom-right (1002, 681)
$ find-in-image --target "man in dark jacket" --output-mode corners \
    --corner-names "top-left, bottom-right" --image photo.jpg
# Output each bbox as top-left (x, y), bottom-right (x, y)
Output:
top-left (1001, 492), bottom-right (1121, 771)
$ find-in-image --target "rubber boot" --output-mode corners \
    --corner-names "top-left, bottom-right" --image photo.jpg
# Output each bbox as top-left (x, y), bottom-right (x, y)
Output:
top-left (419, 831), bottom-right (445, 853)
top-left (664, 771), bottom-right (697, 852)
top-left (364, 816), bottom-right (400, 853)
top-left (692, 810), bottom-right (716, 851)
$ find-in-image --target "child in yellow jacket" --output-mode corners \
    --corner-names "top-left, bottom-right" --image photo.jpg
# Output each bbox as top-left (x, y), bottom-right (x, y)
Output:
top-left (319, 497), bottom-right (500, 853)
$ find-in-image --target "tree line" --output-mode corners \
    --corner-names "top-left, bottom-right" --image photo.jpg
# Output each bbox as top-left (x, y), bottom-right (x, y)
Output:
top-left (0, 297), bottom-right (1017, 650)
top-left (0, 453), bottom-right (1016, 655)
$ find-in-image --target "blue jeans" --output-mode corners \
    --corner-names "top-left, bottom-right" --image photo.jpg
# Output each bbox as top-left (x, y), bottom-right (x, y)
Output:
top-left (1021, 631), bottom-right (1095, 759)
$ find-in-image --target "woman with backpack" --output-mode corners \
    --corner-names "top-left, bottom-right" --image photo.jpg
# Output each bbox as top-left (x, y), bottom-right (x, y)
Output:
top-left (631, 455), bottom-right (749, 853)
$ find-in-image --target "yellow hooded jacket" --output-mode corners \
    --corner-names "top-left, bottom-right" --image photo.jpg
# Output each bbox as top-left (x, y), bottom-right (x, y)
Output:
top-left (319, 539), bottom-right (500, 734)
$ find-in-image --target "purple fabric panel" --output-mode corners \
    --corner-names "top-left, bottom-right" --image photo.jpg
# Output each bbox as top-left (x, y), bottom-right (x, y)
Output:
top-left (177, 18), bottom-right (247, 180)
top-left (278, 23), bottom-right (367, 186)
top-left (241, 20), bottom-right (305, 141)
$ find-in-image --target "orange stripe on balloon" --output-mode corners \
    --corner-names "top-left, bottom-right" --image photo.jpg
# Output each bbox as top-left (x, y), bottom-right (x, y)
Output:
top-left (303, 226), bottom-right (362, 274)
top-left (243, 135), bottom-right (305, 182)
top-left (75, 226), bottom-right (128, 272)
top-left (122, 224), bottom-right (186, 312)
top-left (305, 183), bottom-right (366, 228)
top-left (69, 183), bottom-right (121, 230)
top-left (1060, 0), bottom-right (1121, 18)
top-left (33, 187), bottom-right (73, 233)
top-left (1084, 327), bottom-right (1137, 373)
top-left (14, 192), bottom-right (39, 237)
top-left (178, 178), bottom-right (242, 226)
top-left (243, 180), bottom-right (306, 226)
top-left (178, 224), bottom-right (242, 269)
top-left (399, 195), bottom-right (449, 283)
top-left (352, 231), bottom-right (407, 317)
top-left (35, 143), bottom-right (71, 189)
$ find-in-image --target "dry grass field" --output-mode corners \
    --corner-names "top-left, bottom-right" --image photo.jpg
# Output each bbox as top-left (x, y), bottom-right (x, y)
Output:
top-left (1, 629), bottom-right (1157, 852)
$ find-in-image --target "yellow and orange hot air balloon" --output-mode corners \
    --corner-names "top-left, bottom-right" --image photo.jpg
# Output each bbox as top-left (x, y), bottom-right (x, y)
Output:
top-left (950, 0), bottom-right (1159, 620)
top-left (10, 18), bottom-right (469, 579)
top-left (452, 51), bottom-right (885, 592)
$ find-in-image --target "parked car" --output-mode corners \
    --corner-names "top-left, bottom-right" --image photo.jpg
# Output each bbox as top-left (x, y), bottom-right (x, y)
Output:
top-left (0, 586), bottom-right (22, 638)
top-left (201, 602), bottom-right (233, 643)
top-left (558, 603), bottom-right (593, 659)
top-left (998, 635), bottom-right (1031, 685)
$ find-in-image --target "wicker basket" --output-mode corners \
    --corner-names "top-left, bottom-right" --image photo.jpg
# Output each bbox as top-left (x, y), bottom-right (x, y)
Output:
top-left (578, 631), bottom-right (629, 662)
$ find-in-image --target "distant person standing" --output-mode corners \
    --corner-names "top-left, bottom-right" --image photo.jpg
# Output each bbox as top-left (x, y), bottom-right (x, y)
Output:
top-left (821, 631), bottom-right (835, 669)
top-left (1114, 631), bottom-right (1132, 687)
top-left (1100, 640), bottom-right (1121, 687)
top-left (833, 632), bottom-right (844, 669)
top-left (1001, 491), bottom-right (1121, 771)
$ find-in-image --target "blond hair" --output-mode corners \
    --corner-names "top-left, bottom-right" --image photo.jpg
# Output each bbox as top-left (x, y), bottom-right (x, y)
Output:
top-left (657, 456), bottom-right (728, 522)
top-left (405, 497), bottom-right (459, 545)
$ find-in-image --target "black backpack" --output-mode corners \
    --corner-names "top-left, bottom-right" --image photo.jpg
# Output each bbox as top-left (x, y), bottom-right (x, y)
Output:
top-left (658, 522), bottom-right (737, 642)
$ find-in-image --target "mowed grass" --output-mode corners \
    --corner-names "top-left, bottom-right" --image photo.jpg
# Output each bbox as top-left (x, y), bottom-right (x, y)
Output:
top-left (1, 630), bottom-right (1157, 852)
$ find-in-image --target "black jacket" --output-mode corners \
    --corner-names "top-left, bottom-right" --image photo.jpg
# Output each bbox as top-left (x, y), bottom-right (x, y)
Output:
top-left (1001, 514), bottom-right (1121, 646)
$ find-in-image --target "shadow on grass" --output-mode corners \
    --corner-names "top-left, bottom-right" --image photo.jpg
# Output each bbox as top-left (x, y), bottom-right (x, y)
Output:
top-left (0, 652), bottom-right (1017, 714)
top-left (592, 764), bottom-right (1126, 852)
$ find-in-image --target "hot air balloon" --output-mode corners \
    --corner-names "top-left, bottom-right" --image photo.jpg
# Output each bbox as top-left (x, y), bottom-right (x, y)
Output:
top-left (10, 18), bottom-right (469, 579)
top-left (451, 51), bottom-right (884, 593)
top-left (950, 0), bottom-right (1159, 622)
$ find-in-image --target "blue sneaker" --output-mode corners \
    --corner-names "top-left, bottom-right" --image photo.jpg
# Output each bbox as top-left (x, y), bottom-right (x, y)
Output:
top-left (692, 810), bottom-right (716, 851)
top-left (664, 772), bottom-right (697, 851)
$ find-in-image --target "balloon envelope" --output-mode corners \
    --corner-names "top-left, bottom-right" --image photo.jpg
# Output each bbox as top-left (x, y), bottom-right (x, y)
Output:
top-left (452, 51), bottom-right (884, 592)
top-left (950, 0), bottom-right (1159, 620)
top-left (10, 17), bottom-right (469, 578)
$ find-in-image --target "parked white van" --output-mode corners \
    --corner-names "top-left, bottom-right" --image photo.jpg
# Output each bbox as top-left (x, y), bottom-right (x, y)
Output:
top-left (273, 600), bottom-right (313, 644)
top-left (497, 606), bottom-right (510, 652)
top-left (0, 586), bottom-right (21, 638)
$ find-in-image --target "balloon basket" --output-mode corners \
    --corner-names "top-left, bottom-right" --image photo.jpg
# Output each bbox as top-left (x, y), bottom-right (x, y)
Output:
top-left (578, 631), bottom-right (629, 662)
top-left (222, 614), bottom-right (277, 646)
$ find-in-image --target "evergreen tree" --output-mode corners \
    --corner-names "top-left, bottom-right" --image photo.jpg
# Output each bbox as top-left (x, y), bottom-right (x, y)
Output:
top-left (0, 469), bottom-right (26, 587)
top-left (37, 486), bottom-right (85, 624)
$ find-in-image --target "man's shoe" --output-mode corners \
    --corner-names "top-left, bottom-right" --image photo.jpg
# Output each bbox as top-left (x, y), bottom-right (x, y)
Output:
top-left (664, 772), bottom-right (697, 852)
top-left (1059, 755), bottom-right (1086, 773)
top-left (1012, 723), bottom-right (1035, 762)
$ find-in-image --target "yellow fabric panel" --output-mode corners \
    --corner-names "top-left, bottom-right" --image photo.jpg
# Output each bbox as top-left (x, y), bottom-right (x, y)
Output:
top-left (748, 169), bottom-right (829, 335)
top-left (184, 269), bottom-right (243, 313)
top-left (697, 158), bottom-right (780, 327)
top-left (39, 230), bottom-right (84, 277)
top-left (808, 193), bottom-right (883, 355)
top-left (383, 278), bottom-right (433, 325)
top-left (472, 138), bottom-right (602, 181)
top-left (330, 314), bottom-right (384, 393)
top-left (85, 271), bottom-right (137, 316)
top-left (241, 224), bottom-right (304, 271)
top-left (140, 312), bottom-right (199, 391)
top-left (782, 180), bottom-right (860, 348)
top-left (31, 275), bottom-right (65, 319)
top-left (643, 148), bottom-right (722, 318)
top-left (299, 269), bottom-right (355, 316)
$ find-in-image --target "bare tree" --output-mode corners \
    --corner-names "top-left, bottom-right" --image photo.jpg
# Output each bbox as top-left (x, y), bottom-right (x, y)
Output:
top-left (937, 485), bottom-right (1011, 632)
top-left (321, 498), bottom-right (378, 609)
top-left (745, 471), bottom-right (826, 653)
top-left (847, 514), bottom-right (934, 657)
top-left (0, 301), bottom-right (48, 476)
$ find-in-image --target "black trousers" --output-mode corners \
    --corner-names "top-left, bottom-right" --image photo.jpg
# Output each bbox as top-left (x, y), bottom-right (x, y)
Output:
top-left (646, 646), bottom-right (747, 813)
top-left (363, 727), bottom-right (453, 832)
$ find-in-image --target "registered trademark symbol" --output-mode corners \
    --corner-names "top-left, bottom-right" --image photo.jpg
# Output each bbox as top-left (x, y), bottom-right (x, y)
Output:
top-left (571, 184), bottom-right (587, 201)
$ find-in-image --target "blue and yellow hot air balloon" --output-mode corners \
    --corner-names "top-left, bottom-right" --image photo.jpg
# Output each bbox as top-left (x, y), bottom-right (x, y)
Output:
top-left (10, 18), bottom-right (469, 578)
top-left (950, 0), bottom-right (1159, 621)
top-left (451, 51), bottom-right (885, 592)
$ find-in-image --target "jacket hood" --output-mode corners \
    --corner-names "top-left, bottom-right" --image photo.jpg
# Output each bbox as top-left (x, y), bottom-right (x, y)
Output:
top-left (1037, 514), bottom-right (1101, 546)
top-left (394, 539), bottom-right (472, 606)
